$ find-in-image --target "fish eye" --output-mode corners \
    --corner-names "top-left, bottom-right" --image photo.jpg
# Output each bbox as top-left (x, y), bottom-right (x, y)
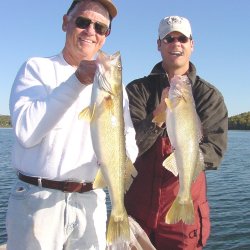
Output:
top-left (117, 63), bottom-right (122, 70)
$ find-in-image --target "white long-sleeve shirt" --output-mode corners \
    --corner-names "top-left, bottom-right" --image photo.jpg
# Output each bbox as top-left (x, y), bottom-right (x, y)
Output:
top-left (9, 53), bottom-right (138, 182)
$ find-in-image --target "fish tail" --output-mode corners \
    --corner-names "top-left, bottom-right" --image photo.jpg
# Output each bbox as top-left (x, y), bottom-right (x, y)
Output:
top-left (106, 211), bottom-right (130, 246)
top-left (165, 196), bottom-right (194, 225)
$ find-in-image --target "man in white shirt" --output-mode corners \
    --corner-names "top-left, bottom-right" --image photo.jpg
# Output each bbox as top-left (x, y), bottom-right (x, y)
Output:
top-left (7, 1), bottom-right (138, 249)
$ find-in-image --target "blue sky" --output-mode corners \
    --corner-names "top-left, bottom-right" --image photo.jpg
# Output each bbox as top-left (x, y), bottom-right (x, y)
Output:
top-left (0, 0), bottom-right (249, 116)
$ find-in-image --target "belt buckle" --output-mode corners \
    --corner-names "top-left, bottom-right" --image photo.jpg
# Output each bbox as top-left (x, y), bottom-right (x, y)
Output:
top-left (62, 180), bottom-right (82, 193)
top-left (62, 181), bottom-right (71, 193)
top-left (38, 178), bottom-right (42, 187)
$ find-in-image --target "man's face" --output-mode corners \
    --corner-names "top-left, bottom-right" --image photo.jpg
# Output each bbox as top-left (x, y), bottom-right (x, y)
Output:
top-left (62, 1), bottom-right (110, 64)
top-left (158, 31), bottom-right (194, 72)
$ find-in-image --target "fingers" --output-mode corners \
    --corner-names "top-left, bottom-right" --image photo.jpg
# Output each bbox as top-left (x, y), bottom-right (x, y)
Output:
top-left (154, 87), bottom-right (168, 115)
top-left (75, 60), bottom-right (97, 85)
top-left (161, 87), bottom-right (169, 102)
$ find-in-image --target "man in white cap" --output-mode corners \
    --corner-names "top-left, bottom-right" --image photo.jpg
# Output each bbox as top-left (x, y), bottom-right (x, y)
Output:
top-left (7, 1), bottom-right (139, 249)
top-left (125, 16), bottom-right (228, 249)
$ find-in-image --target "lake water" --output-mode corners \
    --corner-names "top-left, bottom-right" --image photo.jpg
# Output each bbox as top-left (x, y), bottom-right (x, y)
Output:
top-left (0, 129), bottom-right (249, 249)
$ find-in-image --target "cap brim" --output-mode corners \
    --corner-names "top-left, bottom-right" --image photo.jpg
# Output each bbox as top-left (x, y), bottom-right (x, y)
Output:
top-left (98, 0), bottom-right (117, 18)
top-left (160, 28), bottom-right (191, 39)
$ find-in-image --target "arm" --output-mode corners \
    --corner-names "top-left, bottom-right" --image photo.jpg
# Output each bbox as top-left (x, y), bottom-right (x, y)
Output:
top-left (194, 80), bottom-right (228, 170)
top-left (9, 58), bottom-right (85, 148)
top-left (126, 79), bottom-right (165, 156)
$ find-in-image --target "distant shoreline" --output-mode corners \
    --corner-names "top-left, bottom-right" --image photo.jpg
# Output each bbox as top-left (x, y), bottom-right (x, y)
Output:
top-left (0, 126), bottom-right (249, 131)
top-left (0, 115), bottom-right (11, 128)
top-left (1, 113), bottom-right (250, 130)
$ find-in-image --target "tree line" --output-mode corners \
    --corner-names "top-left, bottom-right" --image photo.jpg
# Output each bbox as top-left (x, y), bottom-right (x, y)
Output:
top-left (0, 115), bottom-right (11, 128)
top-left (228, 112), bottom-right (250, 130)
top-left (1, 112), bottom-right (250, 130)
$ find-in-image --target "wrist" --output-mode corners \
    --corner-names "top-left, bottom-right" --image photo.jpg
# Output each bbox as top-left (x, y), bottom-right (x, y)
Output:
top-left (75, 70), bottom-right (83, 84)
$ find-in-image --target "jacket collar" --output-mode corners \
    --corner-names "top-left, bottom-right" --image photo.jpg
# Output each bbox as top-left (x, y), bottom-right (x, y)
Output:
top-left (149, 61), bottom-right (197, 86)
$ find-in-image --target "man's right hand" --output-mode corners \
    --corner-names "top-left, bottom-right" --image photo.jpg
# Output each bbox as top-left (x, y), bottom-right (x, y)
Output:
top-left (75, 60), bottom-right (97, 85)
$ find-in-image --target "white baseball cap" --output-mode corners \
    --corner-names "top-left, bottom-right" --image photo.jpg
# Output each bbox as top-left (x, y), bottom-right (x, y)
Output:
top-left (158, 16), bottom-right (192, 39)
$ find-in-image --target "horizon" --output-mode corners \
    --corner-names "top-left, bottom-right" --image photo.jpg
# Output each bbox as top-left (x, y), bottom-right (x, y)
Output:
top-left (1, 0), bottom-right (250, 117)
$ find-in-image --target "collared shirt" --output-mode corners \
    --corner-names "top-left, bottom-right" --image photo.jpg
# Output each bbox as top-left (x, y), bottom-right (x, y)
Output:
top-left (10, 53), bottom-right (138, 181)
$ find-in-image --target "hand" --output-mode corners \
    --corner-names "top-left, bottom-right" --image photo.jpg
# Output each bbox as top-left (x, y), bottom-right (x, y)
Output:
top-left (75, 60), bottom-right (97, 85)
top-left (154, 87), bottom-right (169, 116)
top-left (152, 87), bottom-right (169, 126)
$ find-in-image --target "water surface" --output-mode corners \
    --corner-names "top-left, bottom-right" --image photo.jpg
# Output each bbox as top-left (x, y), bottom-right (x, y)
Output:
top-left (0, 129), bottom-right (249, 249)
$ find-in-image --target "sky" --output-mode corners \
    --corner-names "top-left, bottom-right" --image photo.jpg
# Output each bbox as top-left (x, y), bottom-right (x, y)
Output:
top-left (0, 0), bottom-right (249, 117)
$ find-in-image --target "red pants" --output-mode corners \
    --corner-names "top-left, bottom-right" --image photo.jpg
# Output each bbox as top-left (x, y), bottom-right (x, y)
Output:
top-left (125, 137), bottom-right (211, 250)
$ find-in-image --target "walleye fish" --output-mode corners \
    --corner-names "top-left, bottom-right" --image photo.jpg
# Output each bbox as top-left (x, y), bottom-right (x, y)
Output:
top-left (79, 50), bottom-right (137, 246)
top-left (162, 75), bottom-right (204, 225)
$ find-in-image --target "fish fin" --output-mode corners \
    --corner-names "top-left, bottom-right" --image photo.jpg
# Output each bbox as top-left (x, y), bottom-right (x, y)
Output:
top-left (102, 95), bottom-right (119, 127)
top-left (78, 107), bottom-right (91, 120)
top-left (78, 103), bottom-right (96, 121)
top-left (104, 95), bottom-right (114, 111)
top-left (165, 196), bottom-right (194, 225)
top-left (162, 152), bottom-right (179, 177)
top-left (165, 97), bottom-right (173, 110)
top-left (194, 111), bottom-right (203, 143)
top-left (192, 149), bottom-right (205, 181)
top-left (124, 158), bottom-right (137, 193)
top-left (106, 210), bottom-right (130, 246)
top-left (93, 169), bottom-right (107, 189)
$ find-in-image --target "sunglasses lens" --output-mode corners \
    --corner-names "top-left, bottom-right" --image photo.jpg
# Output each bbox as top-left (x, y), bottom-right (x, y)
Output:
top-left (75, 17), bottom-right (91, 29)
top-left (163, 35), bottom-right (189, 44)
top-left (95, 22), bottom-right (109, 36)
top-left (178, 36), bottom-right (189, 43)
top-left (164, 36), bottom-right (174, 43)
top-left (75, 17), bottom-right (109, 36)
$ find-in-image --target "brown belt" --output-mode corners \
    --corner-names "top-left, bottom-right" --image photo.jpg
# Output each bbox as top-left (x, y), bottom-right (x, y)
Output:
top-left (18, 172), bottom-right (93, 193)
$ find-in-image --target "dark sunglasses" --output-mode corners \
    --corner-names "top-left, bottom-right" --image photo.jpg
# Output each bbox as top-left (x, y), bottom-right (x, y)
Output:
top-left (75, 16), bottom-right (110, 36)
top-left (163, 35), bottom-right (190, 44)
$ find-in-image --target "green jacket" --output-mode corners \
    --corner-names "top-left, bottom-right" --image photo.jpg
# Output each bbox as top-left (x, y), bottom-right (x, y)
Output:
top-left (126, 61), bottom-right (228, 170)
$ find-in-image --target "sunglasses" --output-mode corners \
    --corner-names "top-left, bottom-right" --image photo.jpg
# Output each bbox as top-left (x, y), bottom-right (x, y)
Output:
top-left (163, 35), bottom-right (190, 44)
top-left (75, 16), bottom-right (110, 36)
